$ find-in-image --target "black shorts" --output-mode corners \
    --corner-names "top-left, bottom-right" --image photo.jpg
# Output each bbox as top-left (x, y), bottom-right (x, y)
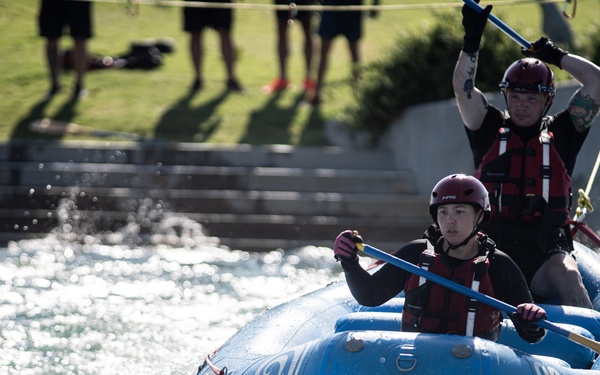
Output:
top-left (38, 0), bottom-right (93, 39)
top-left (275, 0), bottom-right (314, 25)
top-left (183, 0), bottom-right (233, 32)
top-left (318, 0), bottom-right (362, 41)
top-left (487, 223), bottom-right (574, 285)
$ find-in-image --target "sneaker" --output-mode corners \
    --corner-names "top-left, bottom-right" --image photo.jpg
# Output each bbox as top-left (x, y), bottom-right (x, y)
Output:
top-left (302, 78), bottom-right (316, 92)
top-left (73, 83), bottom-right (88, 99)
top-left (190, 78), bottom-right (203, 92)
top-left (227, 79), bottom-right (244, 92)
top-left (261, 77), bottom-right (292, 94)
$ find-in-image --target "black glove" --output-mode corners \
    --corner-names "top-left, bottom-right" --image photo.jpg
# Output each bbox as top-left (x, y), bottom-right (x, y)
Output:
top-left (461, 0), bottom-right (493, 53)
top-left (521, 37), bottom-right (568, 69)
top-left (510, 303), bottom-right (547, 343)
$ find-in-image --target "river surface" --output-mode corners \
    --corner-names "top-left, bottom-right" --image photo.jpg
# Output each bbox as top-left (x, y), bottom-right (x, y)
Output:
top-left (0, 216), bottom-right (353, 375)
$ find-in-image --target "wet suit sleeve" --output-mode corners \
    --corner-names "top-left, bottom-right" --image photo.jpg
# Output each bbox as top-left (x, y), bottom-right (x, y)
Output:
top-left (341, 240), bottom-right (425, 307)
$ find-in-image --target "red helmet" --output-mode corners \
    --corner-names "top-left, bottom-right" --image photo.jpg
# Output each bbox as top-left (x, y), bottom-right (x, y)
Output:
top-left (499, 58), bottom-right (555, 117)
top-left (429, 174), bottom-right (490, 224)
top-left (499, 58), bottom-right (555, 95)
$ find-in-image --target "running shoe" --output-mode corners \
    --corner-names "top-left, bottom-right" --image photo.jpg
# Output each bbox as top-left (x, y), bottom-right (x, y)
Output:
top-left (261, 77), bottom-right (292, 94)
top-left (190, 78), bottom-right (203, 92)
top-left (227, 79), bottom-right (245, 92)
top-left (73, 83), bottom-right (88, 99)
top-left (302, 78), bottom-right (316, 92)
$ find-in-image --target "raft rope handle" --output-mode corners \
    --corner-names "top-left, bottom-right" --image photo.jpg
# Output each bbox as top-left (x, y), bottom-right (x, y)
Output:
top-left (201, 349), bottom-right (228, 375)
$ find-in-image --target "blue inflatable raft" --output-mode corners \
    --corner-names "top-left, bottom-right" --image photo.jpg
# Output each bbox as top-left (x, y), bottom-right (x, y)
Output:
top-left (196, 242), bottom-right (600, 374)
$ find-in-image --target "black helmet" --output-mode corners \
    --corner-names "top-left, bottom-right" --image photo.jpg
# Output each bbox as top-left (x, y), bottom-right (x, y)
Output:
top-left (429, 174), bottom-right (490, 225)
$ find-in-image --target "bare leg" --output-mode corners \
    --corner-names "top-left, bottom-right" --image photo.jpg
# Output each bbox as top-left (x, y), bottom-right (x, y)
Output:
top-left (348, 40), bottom-right (360, 83)
top-left (73, 37), bottom-right (88, 96)
top-left (189, 31), bottom-right (203, 91)
top-left (217, 28), bottom-right (242, 91)
top-left (217, 28), bottom-right (235, 81)
top-left (261, 19), bottom-right (292, 93)
top-left (308, 38), bottom-right (332, 105)
top-left (530, 253), bottom-right (593, 308)
top-left (300, 20), bottom-right (314, 82)
top-left (45, 37), bottom-right (61, 95)
top-left (277, 20), bottom-right (288, 80)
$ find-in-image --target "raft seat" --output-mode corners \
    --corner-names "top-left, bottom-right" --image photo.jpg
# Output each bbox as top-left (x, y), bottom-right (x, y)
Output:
top-left (356, 296), bottom-right (405, 313)
top-left (335, 311), bottom-right (403, 333)
top-left (334, 311), bottom-right (596, 370)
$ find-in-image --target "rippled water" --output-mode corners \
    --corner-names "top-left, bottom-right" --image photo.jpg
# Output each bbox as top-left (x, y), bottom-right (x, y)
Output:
top-left (0, 217), bottom-right (344, 375)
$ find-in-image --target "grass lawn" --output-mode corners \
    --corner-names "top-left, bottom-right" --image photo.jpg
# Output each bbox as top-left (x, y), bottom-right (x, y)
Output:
top-left (0, 0), bottom-right (598, 145)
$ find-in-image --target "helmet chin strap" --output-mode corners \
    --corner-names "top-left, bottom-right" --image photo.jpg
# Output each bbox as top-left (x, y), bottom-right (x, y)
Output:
top-left (445, 228), bottom-right (479, 254)
top-left (444, 211), bottom-right (484, 254)
top-left (542, 95), bottom-right (553, 117)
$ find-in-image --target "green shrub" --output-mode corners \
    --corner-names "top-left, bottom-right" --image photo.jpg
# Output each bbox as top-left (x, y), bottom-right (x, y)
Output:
top-left (339, 12), bottom-right (532, 142)
top-left (579, 20), bottom-right (600, 64)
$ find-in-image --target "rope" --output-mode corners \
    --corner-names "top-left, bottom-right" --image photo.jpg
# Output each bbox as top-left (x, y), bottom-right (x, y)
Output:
top-left (69, 0), bottom-right (569, 12)
top-left (584, 150), bottom-right (600, 197)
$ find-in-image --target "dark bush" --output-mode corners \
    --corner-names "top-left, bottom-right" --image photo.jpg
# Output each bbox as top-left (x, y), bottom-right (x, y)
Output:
top-left (580, 21), bottom-right (600, 64)
top-left (339, 12), bottom-right (532, 142)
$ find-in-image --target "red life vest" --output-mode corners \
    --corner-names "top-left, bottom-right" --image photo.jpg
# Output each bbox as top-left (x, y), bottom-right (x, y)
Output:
top-left (402, 243), bottom-right (502, 340)
top-left (473, 126), bottom-right (571, 225)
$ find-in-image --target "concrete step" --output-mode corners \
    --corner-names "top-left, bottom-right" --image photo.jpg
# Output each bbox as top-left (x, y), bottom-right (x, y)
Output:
top-left (1, 162), bottom-right (415, 194)
top-left (0, 141), bottom-right (431, 251)
top-left (1, 141), bottom-right (397, 169)
top-left (0, 210), bottom-right (429, 250)
top-left (0, 186), bottom-right (428, 216)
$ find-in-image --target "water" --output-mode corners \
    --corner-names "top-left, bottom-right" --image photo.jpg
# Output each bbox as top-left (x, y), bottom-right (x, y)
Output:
top-left (0, 215), bottom-right (345, 375)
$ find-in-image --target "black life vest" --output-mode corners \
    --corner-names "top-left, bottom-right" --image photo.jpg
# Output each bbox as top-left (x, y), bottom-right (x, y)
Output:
top-left (401, 239), bottom-right (502, 340)
top-left (473, 125), bottom-right (571, 226)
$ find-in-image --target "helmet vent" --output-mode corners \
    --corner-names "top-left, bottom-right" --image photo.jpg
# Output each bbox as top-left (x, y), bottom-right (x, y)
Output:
top-left (463, 188), bottom-right (474, 196)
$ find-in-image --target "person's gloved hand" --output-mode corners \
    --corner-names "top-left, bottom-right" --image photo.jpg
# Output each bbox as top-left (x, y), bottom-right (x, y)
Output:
top-left (461, 0), bottom-right (493, 53)
top-left (521, 37), bottom-right (568, 69)
top-left (334, 230), bottom-right (363, 262)
top-left (510, 303), bottom-right (547, 343)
